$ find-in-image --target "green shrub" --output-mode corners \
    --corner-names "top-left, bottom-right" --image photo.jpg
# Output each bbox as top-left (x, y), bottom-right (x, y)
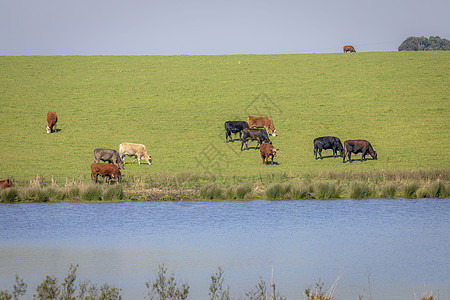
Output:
top-left (313, 182), bottom-right (340, 199)
top-left (209, 267), bottom-right (230, 300)
top-left (81, 185), bottom-right (102, 201)
top-left (103, 185), bottom-right (124, 201)
top-left (236, 184), bottom-right (252, 199)
top-left (290, 184), bottom-right (311, 200)
top-left (266, 183), bottom-right (284, 200)
top-left (20, 187), bottom-right (50, 202)
top-left (200, 184), bottom-right (224, 200)
top-left (350, 182), bottom-right (372, 199)
top-left (379, 183), bottom-right (397, 198)
top-left (146, 264), bottom-right (189, 300)
top-left (403, 182), bottom-right (419, 198)
top-left (0, 188), bottom-right (19, 203)
top-left (428, 180), bottom-right (448, 198)
top-left (160, 194), bottom-right (176, 201)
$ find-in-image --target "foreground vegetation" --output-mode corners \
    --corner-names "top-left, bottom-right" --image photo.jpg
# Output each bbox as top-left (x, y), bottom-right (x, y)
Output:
top-left (1, 169), bottom-right (448, 202)
top-left (0, 264), bottom-right (438, 300)
top-left (0, 52), bottom-right (449, 187)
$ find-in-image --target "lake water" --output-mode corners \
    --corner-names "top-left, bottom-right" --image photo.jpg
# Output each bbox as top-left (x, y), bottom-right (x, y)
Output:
top-left (1, 199), bottom-right (449, 299)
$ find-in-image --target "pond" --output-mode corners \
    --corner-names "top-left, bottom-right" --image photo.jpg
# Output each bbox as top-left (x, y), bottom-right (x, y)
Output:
top-left (1, 198), bottom-right (449, 299)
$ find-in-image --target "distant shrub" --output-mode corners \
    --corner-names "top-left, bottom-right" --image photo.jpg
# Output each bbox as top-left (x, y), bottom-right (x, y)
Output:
top-left (312, 182), bottom-right (340, 199)
top-left (146, 264), bottom-right (189, 300)
top-left (403, 182), bottom-right (419, 198)
top-left (0, 188), bottom-right (19, 203)
top-left (350, 181), bottom-right (372, 199)
top-left (81, 185), bottom-right (102, 201)
top-left (200, 184), bottom-right (224, 200)
top-left (209, 267), bottom-right (230, 300)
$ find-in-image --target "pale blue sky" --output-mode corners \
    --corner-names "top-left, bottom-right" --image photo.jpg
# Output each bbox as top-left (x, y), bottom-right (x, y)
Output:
top-left (1, 0), bottom-right (449, 55)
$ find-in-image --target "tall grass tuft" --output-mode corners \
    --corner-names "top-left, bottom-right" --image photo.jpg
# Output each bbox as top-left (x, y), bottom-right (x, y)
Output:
top-left (379, 183), bottom-right (397, 198)
top-left (102, 185), bottom-right (124, 201)
top-left (65, 186), bottom-right (80, 201)
top-left (290, 183), bottom-right (311, 200)
top-left (312, 182), bottom-right (340, 199)
top-left (265, 183), bottom-right (284, 200)
top-left (200, 184), bottom-right (224, 200)
top-left (20, 187), bottom-right (50, 202)
top-left (403, 182), bottom-right (419, 198)
top-left (81, 185), bottom-right (102, 201)
top-left (0, 188), bottom-right (20, 203)
top-left (236, 184), bottom-right (252, 199)
top-left (350, 181), bottom-right (372, 199)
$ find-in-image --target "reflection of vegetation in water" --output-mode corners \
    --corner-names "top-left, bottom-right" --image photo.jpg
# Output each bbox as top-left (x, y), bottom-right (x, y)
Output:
top-left (0, 264), bottom-right (439, 300)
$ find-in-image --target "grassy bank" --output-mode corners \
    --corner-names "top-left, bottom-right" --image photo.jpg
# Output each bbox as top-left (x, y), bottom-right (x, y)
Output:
top-left (1, 169), bottom-right (448, 202)
top-left (0, 52), bottom-right (449, 186)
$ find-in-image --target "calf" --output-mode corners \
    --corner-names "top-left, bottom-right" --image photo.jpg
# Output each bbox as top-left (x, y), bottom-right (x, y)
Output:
top-left (0, 179), bottom-right (14, 189)
top-left (94, 148), bottom-right (125, 169)
top-left (241, 128), bottom-right (271, 151)
top-left (46, 111), bottom-right (58, 133)
top-left (225, 121), bottom-right (249, 142)
top-left (119, 142), bottom-right (152, 165)
top-left (260, 143), bottom-right (279, 165)
top-left (247, 116), bottom-right (277, 137)
top-left (343, 140), bottom-right (377, 163)
top-left (91, 163), bottom-right (122, 184)
top-left (314, 136), bottom-right (344, 159)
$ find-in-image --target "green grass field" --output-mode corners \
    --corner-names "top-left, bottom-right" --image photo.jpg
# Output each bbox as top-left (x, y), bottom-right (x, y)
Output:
top-left (0, 52), bottom-right (449, 187)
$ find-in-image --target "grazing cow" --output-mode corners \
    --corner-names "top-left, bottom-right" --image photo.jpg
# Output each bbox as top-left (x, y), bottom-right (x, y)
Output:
top-left (91, 163), bottom-right (122, 184)
top-left (46, 111), bottom-right (58, 133)
top-left (0, 179), bottom-right (14, 189)
top-left (94, 149), bottom-right (125, 169)
top-left (343, 140), bottom-right (377, 163)
top-left (343, 45), bottom-right (356, 53)
top-left (241, 128), bottom-right (271, 151)
top-left (119, 142), bottom-right (152, 165)
top-left (260, 143), bottom-right (279, 165)
top-left (314, 136), bottom-right (344, 159)
top-left (247, 116), bottom-right (277, 137)
top-left (225, 121), bottom-right (249, 142)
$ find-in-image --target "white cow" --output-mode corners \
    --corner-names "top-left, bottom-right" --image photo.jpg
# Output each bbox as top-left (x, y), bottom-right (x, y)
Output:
top-left (119, 142), bottom-right (152, 165)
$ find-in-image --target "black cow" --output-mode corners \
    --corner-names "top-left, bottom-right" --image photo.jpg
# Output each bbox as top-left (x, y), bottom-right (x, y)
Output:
top-left (241, 128), bottom-right (271, 151)
top-left (314, 136), bottom-right (344, 159)
top-left (94, 148), bottom-right (125, 169)
top-left (225, 121), bottom-right (249, 142)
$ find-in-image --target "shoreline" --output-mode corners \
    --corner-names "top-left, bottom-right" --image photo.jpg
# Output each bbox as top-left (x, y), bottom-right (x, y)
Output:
top-left (1, 169), bottom-right (449, 202)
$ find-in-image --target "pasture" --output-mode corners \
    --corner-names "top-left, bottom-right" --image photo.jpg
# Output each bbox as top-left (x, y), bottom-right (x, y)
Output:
top-left (0, 52), bottom-right (449, 188)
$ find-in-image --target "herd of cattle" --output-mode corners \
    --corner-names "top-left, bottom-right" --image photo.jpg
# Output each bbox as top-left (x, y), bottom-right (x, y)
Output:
top-left (225, 116), bottom-right (377, 166)
top-left (0, 107), bottom-right (376, 188)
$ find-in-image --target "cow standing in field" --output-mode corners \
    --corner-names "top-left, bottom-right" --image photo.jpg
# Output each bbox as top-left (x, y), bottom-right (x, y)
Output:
top-left (314, 136), bottom-right (344, 159)
top-left (46, 111), bottom-right (58, 133)
top-left (247, 116), bottom-right (277, 137)
top-left (0, 179), bottom-right (14, 189)
top-left (119, 142), bottom-right (152, 165)
top-left (260, 143), bottom-right (279, 165)
top-left (343, 45), bottom-right (356, 53)
top-left (241, 128), bottom-right (271, 151)
top-left (343, 140), bottom-right (377, 163)
top-left (225, 121), bottom-right (249, 142)
top-left (91, 163), bottom-right (122, 184)
top-left (94, 149), bottom-right (125, 169)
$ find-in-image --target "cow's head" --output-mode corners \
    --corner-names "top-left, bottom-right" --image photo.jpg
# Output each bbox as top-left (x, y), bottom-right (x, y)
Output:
top-left (117, 159), bottom-right (125, 170)
top-left (144, 154), bottom-right (152, 165)
top-left (371, 151), bottom-right (378, 160)
top-left (46, 125), bottom-right (51, 134)
top-left (271, 129), bottom-right (277, 137)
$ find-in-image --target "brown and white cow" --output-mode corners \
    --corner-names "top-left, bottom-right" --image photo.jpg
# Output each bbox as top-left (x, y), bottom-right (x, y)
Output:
top-left (343, 45), bottom-right (356, 53)
top-left (119, 142), bottom-right (152, 165)
top-left (343, 140), bottom-right (377, 163)
top-left (91, 163), bottom-right (123, 184)
top-left (260, 143), bottom-right (279, 165)
top-left (247, 116), bottom-right (277, 137)
top-left (46, 111), bottom-right (58, 134)
top-left (0, 179), bottom-right (14, 189)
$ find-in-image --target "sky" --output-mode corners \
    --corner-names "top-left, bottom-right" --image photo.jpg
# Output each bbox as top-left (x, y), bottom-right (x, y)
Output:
top-left (1, 0), bottom-right (450, 56)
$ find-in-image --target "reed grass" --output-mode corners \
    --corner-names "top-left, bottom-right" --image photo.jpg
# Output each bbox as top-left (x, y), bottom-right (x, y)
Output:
top-left (403, 182), bottom-right (420, 198)
top-left (236, 184), bottom-right (253, 199)
top-left (311, 182), bottom-right (340, 199)
top-left (80, 185), bottom-right (103, 201)
top-left (102, 185), bottom-right (124, 201)
top-left (350, 181), bottom-right (373, 199)
top-left (200, 184), bottom-right (224, 200)
top-left (379, 183), bottom-right (397, 198)
top-left (0, 188), bottom-right (19, 203)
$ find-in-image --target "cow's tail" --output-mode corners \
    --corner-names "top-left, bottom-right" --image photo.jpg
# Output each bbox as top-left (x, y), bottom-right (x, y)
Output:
top-left (343, 142), bottom-right (348, 162)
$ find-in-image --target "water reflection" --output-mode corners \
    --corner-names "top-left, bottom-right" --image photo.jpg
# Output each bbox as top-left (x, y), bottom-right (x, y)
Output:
top-left (1, 199), bottom-right (449, 299)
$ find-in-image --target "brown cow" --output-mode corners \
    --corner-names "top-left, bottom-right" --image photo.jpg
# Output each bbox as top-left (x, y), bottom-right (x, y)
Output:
top-left (46, 111), bottom-right (58, 133)
top-left (91, 163), bottom-right (123, 184)
top-left (343, 140), bottom-right (377, 163)
top-left (260, 143), bottom-right (279, 165)
top-left (247, 116), bottom-right (277, 137)
top-left (0, 179), bottom-right (14, 189)
top-left (343, 45), bottom-right (356, 53)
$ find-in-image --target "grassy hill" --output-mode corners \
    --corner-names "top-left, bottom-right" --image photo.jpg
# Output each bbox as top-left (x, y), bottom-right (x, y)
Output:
top-left (0, 52), bottom-right (449, 187)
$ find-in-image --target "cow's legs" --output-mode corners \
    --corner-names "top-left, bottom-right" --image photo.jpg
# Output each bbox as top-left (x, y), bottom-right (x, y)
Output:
top-left (319, 149), bottom-right (323, 159)
top-left (271, 156), bottom-right (274, 165)
top-left (241, 140), bottom-right (245, 151)
top-left (348, 152), bottom-right (352, 163)
top-left (261, 154), bottom-right (265, 164)
top-left (314, 147), bottom-right (318, 160)
top-left (361, 150), bottom-right (366, 161)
